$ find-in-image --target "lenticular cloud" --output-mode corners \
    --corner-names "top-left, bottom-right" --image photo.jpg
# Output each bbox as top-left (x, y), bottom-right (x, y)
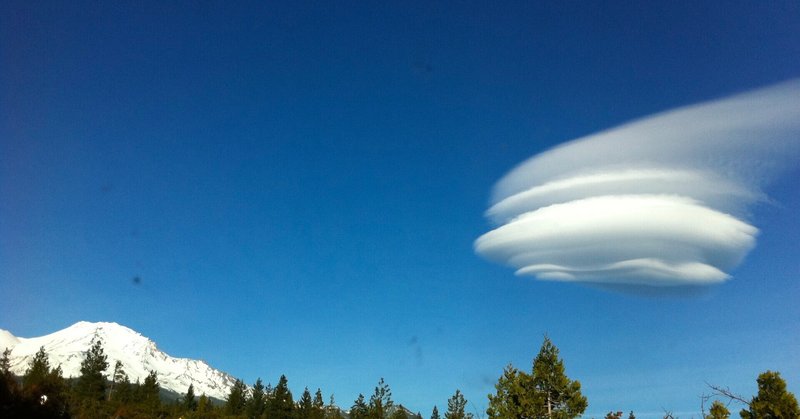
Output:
top-left (475, 80), bottom-right (800, 287)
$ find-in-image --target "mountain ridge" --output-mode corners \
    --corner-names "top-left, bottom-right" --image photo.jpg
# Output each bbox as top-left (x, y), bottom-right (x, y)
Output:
top-left (0, 321), bottom-right (237, 400)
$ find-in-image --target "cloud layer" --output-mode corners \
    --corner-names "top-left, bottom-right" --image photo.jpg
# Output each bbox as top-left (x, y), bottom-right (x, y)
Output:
top-left (475, 80), bottom-right (800, 287)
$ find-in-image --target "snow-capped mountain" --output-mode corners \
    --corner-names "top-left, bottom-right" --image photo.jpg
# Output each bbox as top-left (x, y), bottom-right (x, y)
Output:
top-left (0, 321), bottom-right (237, 400)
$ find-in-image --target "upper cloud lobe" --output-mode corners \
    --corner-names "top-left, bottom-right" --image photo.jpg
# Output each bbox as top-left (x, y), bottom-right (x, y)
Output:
top-left (475, 80), bottom-right (800, 288)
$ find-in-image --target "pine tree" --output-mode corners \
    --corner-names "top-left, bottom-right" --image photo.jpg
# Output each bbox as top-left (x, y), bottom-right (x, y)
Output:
top-left (247, 378), bottom-right (267, 418)
top-left (312, 388), bottom-right (326, 419)
top-left (0, 347), bottom-right (17, 414)
top-left (197, 393), bottom-right (217, 417)
top-left (20, 348), bottom-right (69, 418)
top-left (298, 387), bottom-right (314, 419)
top-left (137, 370), bottom-right (162, 415)
top-left (369, 377), bottom-right (394, 419)
top-left (487, 365), bottom-right (534, 419)
top-left (740, 371), bottom-right (799, 419)
top-left (226, 378), bottom-right (248, 416)
top-left (445, 390), bottom-right (471, 419)
top-left (108, 360), bottom-right (126, 401)
top-left (351, 394), bottom-right (369, 419)
top-left (182, 383), bottom-right (198, 412)
top-left (0, 348), bottom-right (11, 377)
top-left (705, 400), bottom-right (729, 419)
top-left (268, 374), bottom-right (294, 419)
top-left (23, 346), bottom-right (51, 392)
top-left (390, 405), bottom-right (409, 419)
top-left (431, 405), bottom-right (441, 419)
top-left (325, 394), bottom-right (343, 419)
top-left (532, 337), bottom-right (587, 419)
top-left (487, 337), bottom-right (586, 419)
top-left (76, 338), bottom-right (109, 401)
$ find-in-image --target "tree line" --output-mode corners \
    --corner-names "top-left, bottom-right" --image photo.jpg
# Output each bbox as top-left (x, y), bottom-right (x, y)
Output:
top-left (2, 336), bottom-right (798, 419)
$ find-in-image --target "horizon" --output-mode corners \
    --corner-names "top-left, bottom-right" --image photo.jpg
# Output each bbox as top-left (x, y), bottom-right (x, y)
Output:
top-left (2, 2), bottom-right (799, 418)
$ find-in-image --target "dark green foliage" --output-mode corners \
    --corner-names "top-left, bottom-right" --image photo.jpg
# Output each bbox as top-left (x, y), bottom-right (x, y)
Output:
top-left (16, 348), bottom-right (71, 418)
top-left (195, 393), bottom-right (221, 419)
top-left (740, 371), bottom-right (799, 419)
top-left (311, 388), bottom-right (325, 419)
top-left (75, 339), bottom-right (109, 402)
top-left (0, 348), bottom-right (11, 377)
top-left (706, 401), bottom-right (729, 419)
top-left (225, 378), bottom-right (248, 416)
top-left (0, 348), bottom-right (16, 416)
top-left (487, 366), bottom-right (533, 419)
top-left (369, 378), bottom-right (394, 419)
top-left (182, 384), bottom-right (198, 412)
top-left (628, 412), bottom-right (635, 419)
top-left (487, 337), bottom-right (587, 419)
top-left (325, 394), bottom-right (343, 419)
top-left (268, 374), bottom-right (294, 419)
top-left (351, 394), bottom-right (370, 419)
top-left (390, 405), bottom-right (409, 419)
top-left (135, 370), bottom-right (163, 416)
top-left (531, 337), bottom-right (587, 419)
top-left (445, 390), bottom-right (471, 419)
top-left (431, 406), bottom-right (440, 419)
top-left (23, 346), bottom-right (52, 391)
top-left (605, 412), bottom-right (623, 419)
top-left (247, 378), bottom-right (267, 418)
top-left (108, 360), bottom-right (127, 401)
top-left (298, 387), bottom-right (314, 419)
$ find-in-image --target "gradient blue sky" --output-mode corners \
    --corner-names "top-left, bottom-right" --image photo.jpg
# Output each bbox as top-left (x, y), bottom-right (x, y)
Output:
top-left (2, 1), bottom-right (799, 417)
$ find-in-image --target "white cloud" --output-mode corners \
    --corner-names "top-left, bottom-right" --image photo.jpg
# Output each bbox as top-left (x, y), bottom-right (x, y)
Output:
top-left (475, 80), bottom-right (800, 287)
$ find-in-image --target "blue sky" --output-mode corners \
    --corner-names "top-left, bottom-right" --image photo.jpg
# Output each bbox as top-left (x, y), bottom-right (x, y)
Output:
top-left (2, 1), bottom-right (799, 417)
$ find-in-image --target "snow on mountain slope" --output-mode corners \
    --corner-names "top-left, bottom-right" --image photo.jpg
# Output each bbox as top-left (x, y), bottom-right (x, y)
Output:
top-left (0, 321), bottom-right (236, 400)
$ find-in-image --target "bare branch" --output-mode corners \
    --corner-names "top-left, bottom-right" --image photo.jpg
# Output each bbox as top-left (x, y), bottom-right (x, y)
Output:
top-left (699, 392), bottom-right (712, 417)
top-left (705, 381), bottom-right (750, 406)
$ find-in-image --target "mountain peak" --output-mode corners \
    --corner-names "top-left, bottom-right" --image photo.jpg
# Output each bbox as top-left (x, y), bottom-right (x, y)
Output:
top-left (2, 322), bottom-right (236, 400)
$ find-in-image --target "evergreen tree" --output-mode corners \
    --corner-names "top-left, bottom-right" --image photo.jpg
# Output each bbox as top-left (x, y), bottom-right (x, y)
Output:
top-left (23, 346), bottom-right (51, 391)
top-left (183, 383), bottom-right (198, 412)
top-left (445, 390), bottom-right (471, 419)
top-left (108, 360), bottom-right (126, 401)
top-left (325, 394), bottom-right (343, 419)
top-left (531, 337), bottom-right (586, 419)
top-left (487, 337), bottom-right (586, 419)
top-left (740, 371), bottom-right (799, 419)
top-left (138, 370), bottom-right (162, 415)
top-left (0, 348), bottom-right (10, 377)
top-left (197, 393), bottom-right (220, 419)
top-left (312, 388), bottom-right (326, 419)
top-left (247, 378), bottom-right (267, 419)
top-left (705, 401), bottom-right (729, 419)
top-left (298, 387), bottom-right (314, 419)
top-left (226, 378), bottom-right (248, 416)
top-left (431, 406), bottom-right (441, 419)
top-left (268, 374), bottom-right (294, 419)
top-left (369, 378), bottom-right (394, 419)
top-left (112, 371), bottom-right (133, 404)
top-left (487, 365), bottom-right (534, 419)
top-left (628, 411), bottom-right (636, 419)
top-left (76, 338), bottom-right (109, 401)
top-left (351, 394), bottom-right (369, 419)
top-left (390, 405), bottom-right (409, 419)
top-left (0, 347), bottom-right (17, 416)
top-left (18, 349), bottom-right (69, 418)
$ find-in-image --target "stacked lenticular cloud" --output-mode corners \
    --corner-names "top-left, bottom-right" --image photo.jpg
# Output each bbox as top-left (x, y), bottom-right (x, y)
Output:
top-left (475, 80), bottom-right (800, 287)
